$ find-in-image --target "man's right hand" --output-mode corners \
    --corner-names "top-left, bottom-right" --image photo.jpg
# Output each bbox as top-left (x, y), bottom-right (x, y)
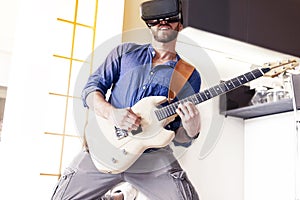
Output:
top-left (108, 107), bottom-right (141, 132)
top-left (87, 91), bottom-right (141, 132)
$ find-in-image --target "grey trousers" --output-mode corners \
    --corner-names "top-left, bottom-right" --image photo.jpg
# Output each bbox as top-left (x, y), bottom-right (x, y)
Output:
top-left (51, 149), bottom-right (199, 200)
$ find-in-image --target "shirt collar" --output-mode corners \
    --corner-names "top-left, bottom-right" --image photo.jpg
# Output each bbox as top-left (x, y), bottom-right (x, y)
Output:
top-left (148, 44), bottom-right (180, 68)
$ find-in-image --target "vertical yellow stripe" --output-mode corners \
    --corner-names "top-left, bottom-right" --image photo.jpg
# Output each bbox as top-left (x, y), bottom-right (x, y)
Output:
top-left (58, 0), bottom-right (79, 176)
top-left (91, 0), bottom-right (98, 74)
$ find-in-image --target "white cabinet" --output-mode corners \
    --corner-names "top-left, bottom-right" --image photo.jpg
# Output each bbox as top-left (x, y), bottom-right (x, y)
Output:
top-left (244, 111), bottom-right (299, 200)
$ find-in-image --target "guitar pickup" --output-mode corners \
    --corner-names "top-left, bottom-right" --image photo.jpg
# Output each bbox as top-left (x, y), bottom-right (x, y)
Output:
top-left (114, 127), bottom-right (128, 140)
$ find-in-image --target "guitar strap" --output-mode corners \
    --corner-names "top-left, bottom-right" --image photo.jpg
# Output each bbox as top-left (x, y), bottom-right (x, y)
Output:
top-left (168, 59), bottom-right (195, 102)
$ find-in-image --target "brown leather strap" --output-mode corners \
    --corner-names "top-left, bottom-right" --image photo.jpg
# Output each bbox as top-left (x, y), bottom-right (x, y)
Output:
top-left (168, 59), bottom-right (195, 102)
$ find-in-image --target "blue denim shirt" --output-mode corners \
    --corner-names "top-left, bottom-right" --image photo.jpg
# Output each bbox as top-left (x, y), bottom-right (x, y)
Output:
top-left (82, 43), bottom-right (201, 146)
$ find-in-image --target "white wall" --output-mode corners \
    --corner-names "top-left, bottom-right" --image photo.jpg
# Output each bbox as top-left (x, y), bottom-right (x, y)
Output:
top-left (0, 0), bottom-right (18, 86)
top-left (177, 116), bottom-right (244, 200)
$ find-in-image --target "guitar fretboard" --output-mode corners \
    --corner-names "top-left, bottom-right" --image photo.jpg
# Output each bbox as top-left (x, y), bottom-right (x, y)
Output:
top-left (154, 67), bottom-right (271, 121)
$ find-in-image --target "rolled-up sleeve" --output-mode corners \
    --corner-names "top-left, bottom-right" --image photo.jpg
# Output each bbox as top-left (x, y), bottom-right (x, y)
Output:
top-left (81, 46), bottom-right (122, 108)
top-left (172, 69), bottom-right (201, 147)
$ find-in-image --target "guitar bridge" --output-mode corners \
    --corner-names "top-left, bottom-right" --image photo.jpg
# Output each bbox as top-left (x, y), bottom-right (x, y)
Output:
top-left (131, 125), bottom-right (143, 135)
top-left (114, 126), bottom-right (128, 140)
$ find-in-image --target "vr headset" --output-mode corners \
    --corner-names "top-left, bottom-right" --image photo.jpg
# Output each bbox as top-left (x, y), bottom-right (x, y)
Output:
top-left (140, 0), bottom-right (182, 23)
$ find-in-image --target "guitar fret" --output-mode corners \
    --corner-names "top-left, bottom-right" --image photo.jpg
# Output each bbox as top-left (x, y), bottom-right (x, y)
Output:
top-left (221, 83), bottom-right (227, 92)
top-left (162, 107), bottom-right (168, 116)
top-left (163, 107), bottom-right (168, 116)
top-left (192, 95), bottom-right (199, 104)
top-left (231, 78), bottom-right (240, 87)
top-left (173, 101), bottom-right (179, 108)
top-left (170, 105), bottom-right (176, 114)
top-left (157, 110), bottom-right (162, 120)
top-left (237, 77), bottom-right (243, 85)
top-left (209, 88), bottom-right (218, 97)
top-left (238, 75), bottom-right (248, 84)
top-left (159, 110), bottom-right (165, 120)
top-left (171, 106), bottom-right (176, 115)
top-left (251, 69), bottom-right (263, 78)
top-left (194, 94), bottom-right (201, 103)
top-left (164, 107), bottom-right (171, 116)
top-left (186, 97), bottom-right (192, 103)
top-left (202, 91), bottom-right (208, 99)
top-left (225, 80), bottom-right (235, 90)
top-left (197, 93), bottom-right (204, 102)
top-left (245, 72), bottom-right (255, 81)
top-left (200, 92), bottom-right (207, 101)
top-left (155, 110), bottom-right (162, 120)
top-left (249, 71), bottom-right (256, 79)
top-left (167, 106), bottom-right (173, 115)
top-left (190, 96), bottom-right (195, 104)
top-left (164, 109), bottom-right (169, 117)
top-left (188, 96), bottom-right (196, 104)
top-left (213, 86), bottom-right (219, 94)
top-left (230, 80), bottom-right (236, 87)
top-left (161, 111), bottom-right (165, 120)
top-left (221, 82), bottom-right (229, 91)
top-left (161, 110), bottom-right (165, 120)
top-left (214, 85), bottom-right (223, 94)
top-left (204, 90), bottom-right (212, 99)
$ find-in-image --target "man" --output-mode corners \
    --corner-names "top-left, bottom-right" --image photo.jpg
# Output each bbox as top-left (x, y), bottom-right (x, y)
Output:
top-left (51, 0), bottom-right (201, 199)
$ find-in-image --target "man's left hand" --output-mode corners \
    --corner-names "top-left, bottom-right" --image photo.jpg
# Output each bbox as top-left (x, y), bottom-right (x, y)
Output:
top-left (176, 101), bottom-right (201, 138)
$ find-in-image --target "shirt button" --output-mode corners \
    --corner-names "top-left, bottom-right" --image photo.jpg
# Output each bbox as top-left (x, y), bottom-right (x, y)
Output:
top-left (142, 86), bottom-right (146, 90)
top-left (150, 71), bottom-right (154, 75)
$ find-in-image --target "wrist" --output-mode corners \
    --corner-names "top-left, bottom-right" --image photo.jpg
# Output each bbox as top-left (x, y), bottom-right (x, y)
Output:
top-left (185, 130), bottom-right (200, 140)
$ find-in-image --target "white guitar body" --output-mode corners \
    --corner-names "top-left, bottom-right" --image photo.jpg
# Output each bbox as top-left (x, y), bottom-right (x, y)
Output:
top-left (85, 96), bottom-right (176, 174)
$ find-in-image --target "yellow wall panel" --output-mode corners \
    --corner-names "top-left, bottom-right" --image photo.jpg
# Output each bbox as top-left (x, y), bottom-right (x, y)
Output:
top-left (122, 0), bottom-right (151, 43)
top-left (123, 0), bottom-right (147, 32)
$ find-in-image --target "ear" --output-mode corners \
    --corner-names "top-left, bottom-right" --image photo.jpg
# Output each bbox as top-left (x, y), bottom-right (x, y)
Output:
top-left (178, 23), bottom-right (184, 31)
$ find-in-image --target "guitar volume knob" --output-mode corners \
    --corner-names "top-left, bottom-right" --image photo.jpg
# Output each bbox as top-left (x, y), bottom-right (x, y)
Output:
top-left (122, 149), bottom-right (128, 155)
top-left (111, 158), bottom-right (117, 164)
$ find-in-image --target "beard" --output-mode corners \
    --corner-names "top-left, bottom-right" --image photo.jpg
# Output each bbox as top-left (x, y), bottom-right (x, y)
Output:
top-left (151, 23), bottom-right (180, 43)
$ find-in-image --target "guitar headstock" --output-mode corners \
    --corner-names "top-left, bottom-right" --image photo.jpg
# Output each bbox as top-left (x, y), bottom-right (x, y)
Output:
top-left (262, 59), bottom-right (299, 78)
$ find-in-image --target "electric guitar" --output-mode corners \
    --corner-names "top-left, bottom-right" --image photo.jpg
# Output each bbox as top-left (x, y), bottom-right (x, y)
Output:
top-left (85, 59), bottom-right (299, 174)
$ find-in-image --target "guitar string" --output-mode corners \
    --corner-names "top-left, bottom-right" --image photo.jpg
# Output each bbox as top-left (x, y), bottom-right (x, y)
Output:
top-left (155, 68), bottom-right (267, 120)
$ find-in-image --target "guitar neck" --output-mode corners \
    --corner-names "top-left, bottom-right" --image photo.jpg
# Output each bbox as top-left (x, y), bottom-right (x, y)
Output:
top-left (155, 67), bottom-right (271, 121)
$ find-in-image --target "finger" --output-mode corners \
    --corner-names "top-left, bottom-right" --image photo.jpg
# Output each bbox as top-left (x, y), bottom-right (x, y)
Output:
top-left (126, 108), bottom-right (141, 125)
top-left (118, 120), bottom-right (138, 131)
top-left (124, 117), bottom-right (140, 130)
top-left (184, 102), bottom-right (198, 117)
top-left (127, 112), bottom-right (141, 122)
top-left (176, 104), bottom-right (186, 118)
top-left (176, 107), bottom-right (184, 118)
top-left (178, 103), bottom-right (190, 116)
